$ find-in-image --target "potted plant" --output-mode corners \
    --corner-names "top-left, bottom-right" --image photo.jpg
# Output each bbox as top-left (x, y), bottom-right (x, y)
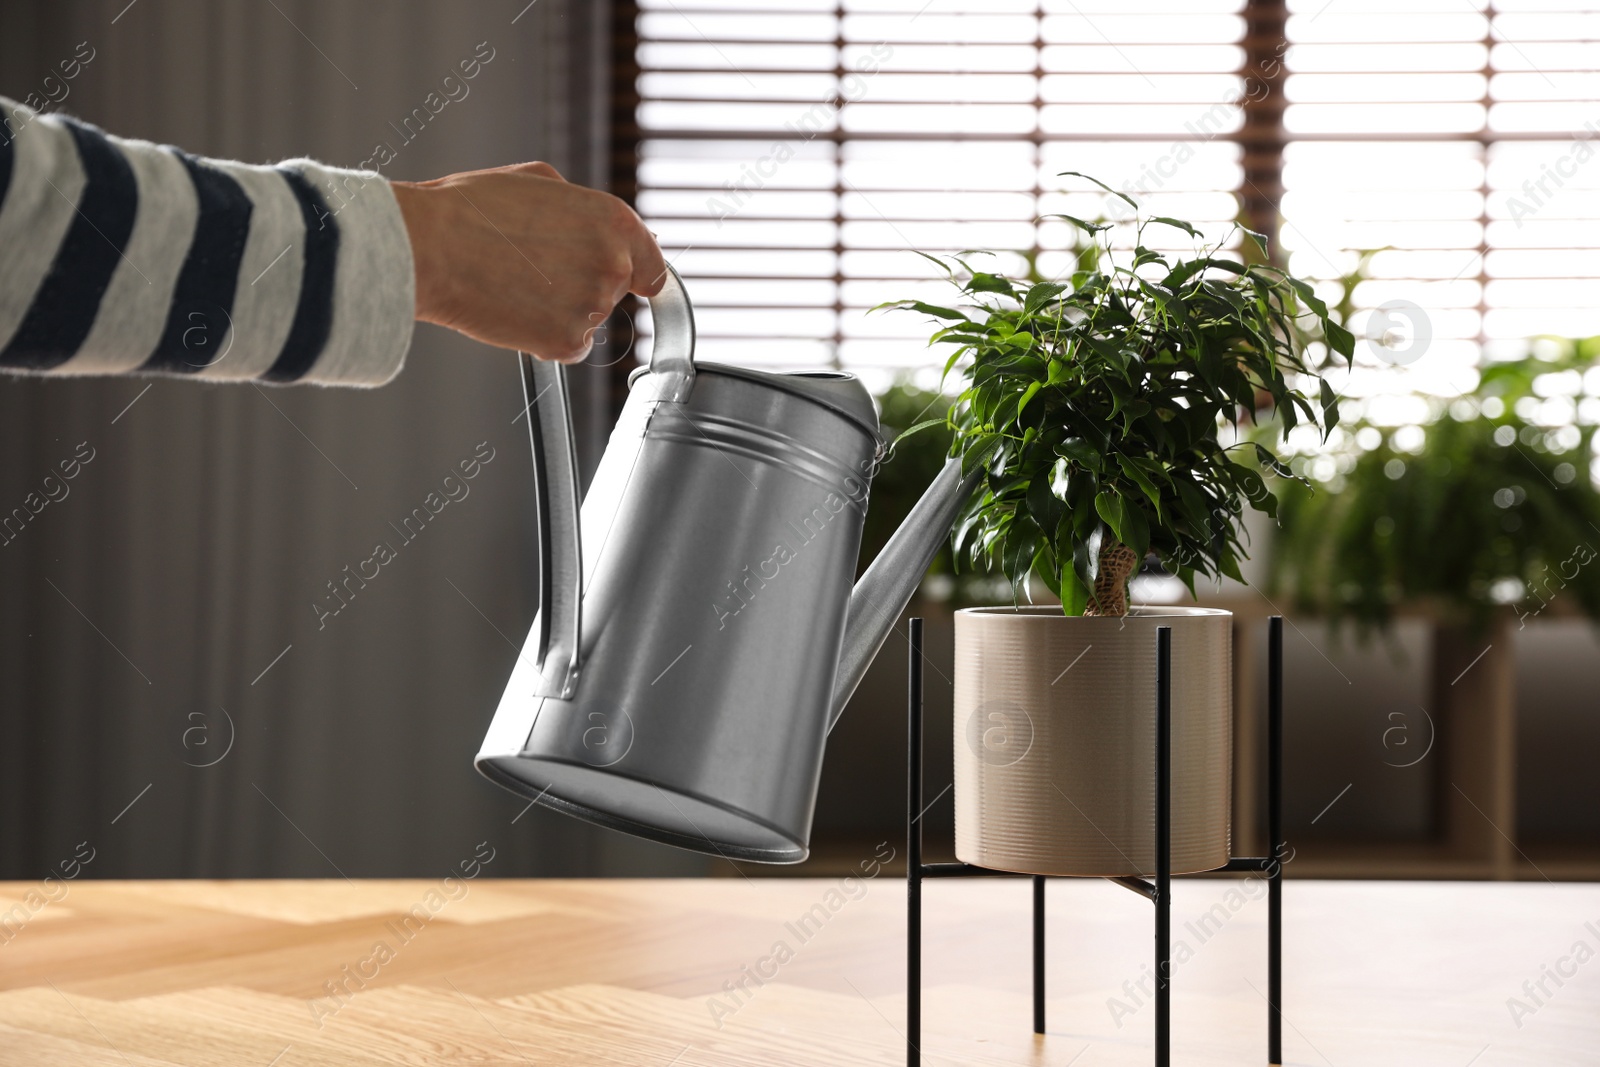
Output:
top-left (887, 178), bottom-right (1349, 876)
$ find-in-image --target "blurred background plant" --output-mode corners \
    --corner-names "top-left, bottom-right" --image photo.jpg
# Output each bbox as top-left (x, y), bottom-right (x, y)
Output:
top-left (1269, 340), bottom-right (1600, 636)
top-left (860, 381), bottom-right (1010, 605)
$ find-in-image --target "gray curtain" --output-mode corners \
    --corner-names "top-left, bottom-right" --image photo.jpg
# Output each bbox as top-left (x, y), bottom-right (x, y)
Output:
top-left (0, 0), bottom-right (708, 878)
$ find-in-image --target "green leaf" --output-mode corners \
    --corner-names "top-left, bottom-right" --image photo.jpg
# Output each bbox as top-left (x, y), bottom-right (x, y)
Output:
top-left (1027, 471), bottom-right (1064, 530)
top-left (1325, 319), bottom-right (1355, 360)
top-left (1162, 258), bottom-right (1208, 289)
top-left (1004, 521), bottom-right (1038, 588)
top-left (1319, 378), bottom-right (1342, 440)
top-left (967, 273), bottom-right (1016, 295)
top-left (891, 418), bottom-right (950, 450)
top-left (1095, 491), bottom-right (1127, 544)
top-left (1122, 500), bottom-right (1151, 560)
top-left (1253, 443), bottom-right (1294, 480)
top-left (1057, 437), bottom-right (1101, 471)
top-left (1059, 568), bottom-right (1090, 617)
top-left (1017, 381), bottom-right (1043, 416)
top-left (1072, 523), bottom-right (1103, 592)
top-left (962, 434), bottom-right (1003, 477)
top-left (1023, 282), bottom-right (1068, 315)
top-left (1117, 454), bottom-right (1165, 516)
top-left (1200, 278), bottom-right (1247, 310)
top-left (1284, 276), bottom-right (1330, 319)
top-left (1057, 170), bottom-right (1139, 210)
top-left (1040, 213), bottom-right (1112, 236)
top-left (902, 300), bottom-right (971, 322)
top-left (1132, 245), bottom-right (1168, 269)
top-left (1032, 544), bottom-right (1061, 601)
top-left (1218, 551), bottom-right (1245, 584)
top-left (910, 250), bottom-right (954, 277)
top-left (1147, 216), bottom-right (1201, 239)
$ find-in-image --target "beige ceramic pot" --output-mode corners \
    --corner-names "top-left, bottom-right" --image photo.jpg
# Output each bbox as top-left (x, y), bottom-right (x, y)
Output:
top-left (953, 606), bottom-right (1232, 876)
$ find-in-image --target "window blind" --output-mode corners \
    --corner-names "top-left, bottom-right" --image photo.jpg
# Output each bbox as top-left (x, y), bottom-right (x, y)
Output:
top-left (631, 0), bottom-right (1600, 424)
top-left (1280, 0), bottom-right (1600, 429)
top-left (632, 0), bottom-right (1254, 390)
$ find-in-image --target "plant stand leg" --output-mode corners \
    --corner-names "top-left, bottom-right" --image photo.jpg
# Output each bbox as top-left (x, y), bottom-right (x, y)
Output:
top-left (1154, 626), bottom-right (1173, 1067)
top-left (907, 617), bottom-right (924, 1067)
top-left (1032, 875), bottom-right (1046, 1034)
top-left (1268, 615), bottom-right (1283, 1066)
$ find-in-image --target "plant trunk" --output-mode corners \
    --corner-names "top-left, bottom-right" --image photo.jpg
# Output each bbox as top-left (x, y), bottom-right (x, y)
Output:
top-left (1084, 540), bottom-right (1139, 617)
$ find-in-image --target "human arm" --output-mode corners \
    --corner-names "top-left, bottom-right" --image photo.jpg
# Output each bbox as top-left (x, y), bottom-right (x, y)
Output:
top-left (0, 95), bottom-right (663, 386)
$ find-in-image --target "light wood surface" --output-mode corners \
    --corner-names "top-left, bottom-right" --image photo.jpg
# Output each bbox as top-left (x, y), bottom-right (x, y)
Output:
top-left (1, 877), bottom-right (1596, 1065)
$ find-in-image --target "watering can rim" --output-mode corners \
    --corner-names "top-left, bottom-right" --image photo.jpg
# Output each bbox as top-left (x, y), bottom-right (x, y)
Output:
top-left (626, 359), bottom-right (882, 442)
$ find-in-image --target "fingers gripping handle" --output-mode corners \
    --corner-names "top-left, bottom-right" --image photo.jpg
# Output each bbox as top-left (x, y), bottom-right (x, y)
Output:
top-left (520, 266), bottom-right (698, 699)
top-left (522, 353), bottom-right (584, 699)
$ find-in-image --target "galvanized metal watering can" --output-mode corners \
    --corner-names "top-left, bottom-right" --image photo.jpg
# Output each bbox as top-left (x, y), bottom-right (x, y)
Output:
top-left (476, 268), bottom-right (979, 862)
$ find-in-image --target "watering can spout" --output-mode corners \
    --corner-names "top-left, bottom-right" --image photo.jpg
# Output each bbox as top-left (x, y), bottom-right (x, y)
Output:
top-left (828, 457), bottom-right (983, 732)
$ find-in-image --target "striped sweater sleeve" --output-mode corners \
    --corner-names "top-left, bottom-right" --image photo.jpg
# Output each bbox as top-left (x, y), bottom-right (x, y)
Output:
top-left (0, 96), bottom-right (414, 387)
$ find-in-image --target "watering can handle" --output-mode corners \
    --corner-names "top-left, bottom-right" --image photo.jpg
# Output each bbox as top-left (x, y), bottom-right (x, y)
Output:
top-left (521, 266), bottom-right (697, 699)
top-left (521, 352), bottom-right (583, 699)
top-left (644, 264), bottom-right (697, 401)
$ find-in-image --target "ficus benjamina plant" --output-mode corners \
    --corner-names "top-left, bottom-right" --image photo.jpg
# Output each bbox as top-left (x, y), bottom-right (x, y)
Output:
top-left (883, 174), bottom-right (1354, 616)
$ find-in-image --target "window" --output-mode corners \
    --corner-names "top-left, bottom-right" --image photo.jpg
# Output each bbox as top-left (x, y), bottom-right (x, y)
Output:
top-left (631, 0), bottom-right (1600, 414)
top-left (1281, 0), bottom-right (1600, 424)
top-left (633, 0), bottom-right (1252, 391)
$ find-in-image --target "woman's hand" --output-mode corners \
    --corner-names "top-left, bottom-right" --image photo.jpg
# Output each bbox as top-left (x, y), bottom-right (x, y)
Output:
top-left (391, 162), bottom-right (666, 362)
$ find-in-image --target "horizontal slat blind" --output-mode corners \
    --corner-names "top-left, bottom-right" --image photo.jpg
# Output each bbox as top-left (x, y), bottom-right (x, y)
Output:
top-left (633, 1), bottom-right (1600, 427)
top-left (1280, 0), bottom-right (1600, 428)
top-left (634, 0), bottom-right (1251, 389)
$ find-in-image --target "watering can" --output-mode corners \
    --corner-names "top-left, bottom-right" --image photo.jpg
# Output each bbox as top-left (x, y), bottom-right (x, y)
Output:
top-left (476, 268), bottom-right (980, 863)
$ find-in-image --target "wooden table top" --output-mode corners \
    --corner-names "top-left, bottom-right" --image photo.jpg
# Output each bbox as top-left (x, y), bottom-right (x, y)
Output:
top-left (0, 876), bottom-right (1595, 1065)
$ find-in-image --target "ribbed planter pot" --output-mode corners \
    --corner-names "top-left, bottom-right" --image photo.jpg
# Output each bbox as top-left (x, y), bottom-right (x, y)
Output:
top-left (953, 606), bottom-right (1233, 877)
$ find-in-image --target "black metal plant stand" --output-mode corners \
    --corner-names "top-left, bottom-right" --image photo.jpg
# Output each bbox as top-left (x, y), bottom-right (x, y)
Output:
top-left (905, 616), bottom-right (1286, 1067)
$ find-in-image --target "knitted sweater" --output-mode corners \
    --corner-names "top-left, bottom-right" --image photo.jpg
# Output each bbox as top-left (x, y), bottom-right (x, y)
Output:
top-left (0, 95), bottom-right (414, 387)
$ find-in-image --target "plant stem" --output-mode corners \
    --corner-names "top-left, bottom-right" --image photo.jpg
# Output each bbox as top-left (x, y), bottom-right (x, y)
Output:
top-left (1085, 540), bottom-right (1139, 617)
